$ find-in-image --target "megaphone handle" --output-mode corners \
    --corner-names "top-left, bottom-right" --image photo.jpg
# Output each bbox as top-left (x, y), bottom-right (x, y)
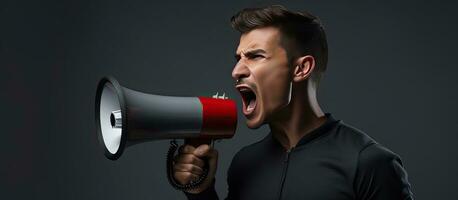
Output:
top-left (184, 138), bottom-right (212, 147)
top-left (166, 139), bottom-right (212, 192)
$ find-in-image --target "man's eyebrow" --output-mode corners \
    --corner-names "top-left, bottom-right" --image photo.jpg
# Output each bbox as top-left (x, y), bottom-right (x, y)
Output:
top-left (244, 49), bottom-right (267, 56)
top-left (235, 49), bottom-right (267, 59)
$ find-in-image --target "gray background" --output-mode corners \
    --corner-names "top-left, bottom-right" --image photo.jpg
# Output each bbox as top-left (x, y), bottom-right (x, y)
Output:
top-left (1, 0), bottom-right (457, 199)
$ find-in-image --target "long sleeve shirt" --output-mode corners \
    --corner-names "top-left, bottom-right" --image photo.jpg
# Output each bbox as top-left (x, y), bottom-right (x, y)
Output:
top-left (185, 113), bottom-right (414, 200)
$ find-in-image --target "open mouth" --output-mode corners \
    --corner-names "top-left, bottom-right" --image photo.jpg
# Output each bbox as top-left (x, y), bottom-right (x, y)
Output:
top-left (236, 85), bottom-right (257, 116)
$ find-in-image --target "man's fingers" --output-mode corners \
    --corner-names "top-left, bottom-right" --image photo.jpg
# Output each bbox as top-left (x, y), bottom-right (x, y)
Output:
top-left (173, 163), bottom-right (204, 175)
top-left (172, 143), bottom-right (219, 193)
top-left (193, 144), bottom-right (210, 157)
top-left (180, 144), bottom-right (196, 154)
top-left (173, 171), bottom-right (199, 185)
top-left (194, 144), bottom-right (218, 159)
top-left (174, 153), bottom-right (205, 168)
top-left (193, 144), bottom-right (218, 176)
top-left (173, 145), bottom-right (206, 185)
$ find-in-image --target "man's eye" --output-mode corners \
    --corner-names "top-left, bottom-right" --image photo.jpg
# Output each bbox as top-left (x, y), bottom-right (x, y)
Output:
top-left (251, 55), bottom-right (264, 59)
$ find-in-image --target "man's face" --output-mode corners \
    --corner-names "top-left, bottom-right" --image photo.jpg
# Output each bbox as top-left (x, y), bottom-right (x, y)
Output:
top-left (232, 27), bottom-right (293, 129)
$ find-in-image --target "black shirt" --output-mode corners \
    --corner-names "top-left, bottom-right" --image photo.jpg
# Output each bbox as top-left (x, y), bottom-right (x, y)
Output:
top-left (185, 113), bottom-right (414, 200)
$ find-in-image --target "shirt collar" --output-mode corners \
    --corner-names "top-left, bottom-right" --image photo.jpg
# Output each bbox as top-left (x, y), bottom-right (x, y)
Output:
top-left (268, 113), bottom-right (341, 149)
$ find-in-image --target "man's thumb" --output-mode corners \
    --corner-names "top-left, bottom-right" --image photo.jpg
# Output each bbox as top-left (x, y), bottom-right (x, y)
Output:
top-left (194, 144), bottom-right (218, 170)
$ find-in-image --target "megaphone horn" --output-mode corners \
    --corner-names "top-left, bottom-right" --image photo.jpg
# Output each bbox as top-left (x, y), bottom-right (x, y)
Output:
top-left (95, 76), bottom-right (237, 160)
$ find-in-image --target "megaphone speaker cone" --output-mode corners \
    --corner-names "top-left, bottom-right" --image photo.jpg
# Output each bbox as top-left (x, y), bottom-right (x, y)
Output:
top-left (95, 76), bottom-right (128, 160)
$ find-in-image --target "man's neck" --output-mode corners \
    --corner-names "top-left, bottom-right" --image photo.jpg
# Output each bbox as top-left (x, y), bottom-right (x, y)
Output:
top-left (268, 83), bottom-right (326, 150)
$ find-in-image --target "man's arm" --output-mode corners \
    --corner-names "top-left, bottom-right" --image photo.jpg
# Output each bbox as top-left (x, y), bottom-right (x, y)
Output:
top-left (184, 147), bottom-right (241, 200)
top-left (184, 179), bottom-right (219, 200)
top-left (354, 143), bottom-right (414, 200)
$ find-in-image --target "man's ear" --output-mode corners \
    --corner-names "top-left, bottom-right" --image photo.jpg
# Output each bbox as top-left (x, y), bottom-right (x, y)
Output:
top-left (293, 55), bottom-right (315, 82)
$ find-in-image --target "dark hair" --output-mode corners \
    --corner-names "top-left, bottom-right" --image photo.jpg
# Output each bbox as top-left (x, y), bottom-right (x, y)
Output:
top-left (231, 5), bottom-right (328, 84)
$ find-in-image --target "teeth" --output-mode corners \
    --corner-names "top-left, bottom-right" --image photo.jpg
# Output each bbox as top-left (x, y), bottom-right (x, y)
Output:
top-left (247, 104), bottom-right (254, 112)
top-left (212, 92), bottom-right (228, 99)
top-left (239, 88), bottom-right (249, 92)
top-left (247, 99), bottom-right (256, 112)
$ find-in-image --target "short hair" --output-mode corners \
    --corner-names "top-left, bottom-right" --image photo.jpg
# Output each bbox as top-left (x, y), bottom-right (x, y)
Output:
top-left (230, 5), bottom-right (328, 84)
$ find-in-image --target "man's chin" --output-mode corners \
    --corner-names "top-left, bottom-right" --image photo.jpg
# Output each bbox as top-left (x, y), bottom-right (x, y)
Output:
top-left (245, 118), bottom-right (264, 129)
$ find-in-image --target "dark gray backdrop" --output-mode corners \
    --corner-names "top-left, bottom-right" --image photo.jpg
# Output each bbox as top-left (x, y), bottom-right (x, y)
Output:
top-left (1, 0), bottom-right (457, 199)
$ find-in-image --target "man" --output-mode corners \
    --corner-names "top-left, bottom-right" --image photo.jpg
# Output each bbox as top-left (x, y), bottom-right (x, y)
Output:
top-left (172, 5), bottom-right (413, 200)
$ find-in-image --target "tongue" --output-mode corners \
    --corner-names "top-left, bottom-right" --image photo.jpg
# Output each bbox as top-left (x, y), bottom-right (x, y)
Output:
top-left (247, 99), bottom-right (256, 112)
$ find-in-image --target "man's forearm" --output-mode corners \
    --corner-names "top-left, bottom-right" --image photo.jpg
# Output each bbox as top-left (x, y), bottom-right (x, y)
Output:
top-left (184, 179), bottom-right (219, 200)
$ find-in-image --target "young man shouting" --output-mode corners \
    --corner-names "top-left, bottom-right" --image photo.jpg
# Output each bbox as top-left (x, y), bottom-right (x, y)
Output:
top-left (172, 5), bottom-right (414, 200)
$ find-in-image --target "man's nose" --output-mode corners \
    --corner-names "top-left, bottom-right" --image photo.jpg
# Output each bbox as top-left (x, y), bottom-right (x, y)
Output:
top-left (231, 62), bottom-right (250, 81)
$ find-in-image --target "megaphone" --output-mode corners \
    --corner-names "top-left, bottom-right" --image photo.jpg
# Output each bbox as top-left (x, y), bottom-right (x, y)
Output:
top-left (95, 76), bottom-right (237, 160)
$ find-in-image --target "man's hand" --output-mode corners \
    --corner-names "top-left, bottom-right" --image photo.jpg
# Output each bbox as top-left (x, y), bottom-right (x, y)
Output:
top-left (173, 143), bottom-right (218, 194)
